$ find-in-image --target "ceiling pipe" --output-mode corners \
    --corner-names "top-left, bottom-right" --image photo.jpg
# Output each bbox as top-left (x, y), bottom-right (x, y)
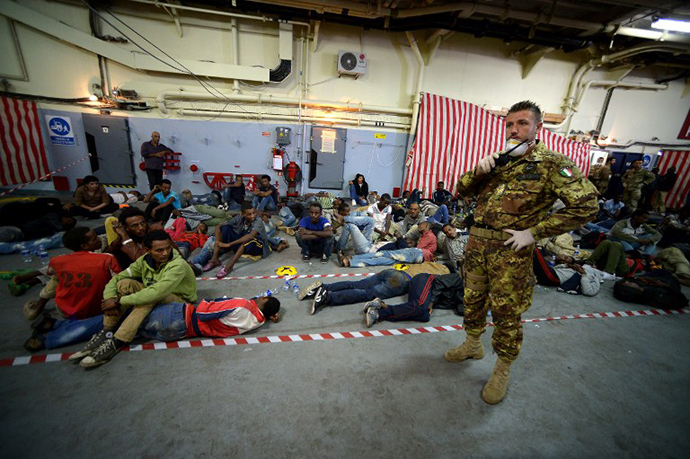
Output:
top-left (126, 0), bottom-right (311, 30)
top-left (231, 19), bottom-right (240, 93)
top-left (178, 109), bottom-right (411, 129)
top-left (559, 43), bottom-right (690, 133)
top-left (405, 31), bottom-right (425, 155)
top-left (157, 90), bottom-right (413, 116)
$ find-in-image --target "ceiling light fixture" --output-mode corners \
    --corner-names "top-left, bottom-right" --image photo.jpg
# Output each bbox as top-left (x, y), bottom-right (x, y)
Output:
top-left (651, 18), bottom-right (690, 34)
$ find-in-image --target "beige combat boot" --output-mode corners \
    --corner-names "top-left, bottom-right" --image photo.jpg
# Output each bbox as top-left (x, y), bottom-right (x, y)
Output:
top-left (481, 357), bottom-right (512, 404)
top-left (444, 334), bottom-right (484, 362)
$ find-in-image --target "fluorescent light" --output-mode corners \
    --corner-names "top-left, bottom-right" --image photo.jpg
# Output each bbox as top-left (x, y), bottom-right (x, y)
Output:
top-left (651, 18), bottom-right (690, 33)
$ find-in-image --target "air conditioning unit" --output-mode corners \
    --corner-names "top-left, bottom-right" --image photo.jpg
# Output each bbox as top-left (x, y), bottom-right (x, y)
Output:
top-left (337, 50), bottom-right (367, 78)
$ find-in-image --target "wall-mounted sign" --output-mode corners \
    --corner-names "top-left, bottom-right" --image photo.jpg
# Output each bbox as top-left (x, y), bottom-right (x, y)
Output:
top-left (374, 133), bottom-right (386, 139)
top-left (321, 129), bottom-right (336, 154)
top-left (262, 131), bottom-right (271, 137)
top-left (45, 115), bottom-right (75, 146)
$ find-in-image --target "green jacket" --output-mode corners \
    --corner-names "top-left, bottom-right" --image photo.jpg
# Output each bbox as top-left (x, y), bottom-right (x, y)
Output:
top-left (103, 249), bottom-right (197, 307)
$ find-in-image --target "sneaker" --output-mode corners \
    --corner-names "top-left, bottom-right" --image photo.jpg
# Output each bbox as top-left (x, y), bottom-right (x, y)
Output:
top-left (298, 281), bottom-right (323, 300)
top-left (22, 300), bottom-right (44, 321)
top-left (302, 254), bottom-right (310, 262)
top-left (320, 254), bottom-right (329, 264)
top-left (79, 338), bottom-right (123, 368)
top-left (69, 330), bottom-right (112, 361)
top-left (363, 298), bottom-right (383, 313)
top-left (365, 307), bottom-right (379, 328)
top-left (310, 287), bottom-right (328, 315)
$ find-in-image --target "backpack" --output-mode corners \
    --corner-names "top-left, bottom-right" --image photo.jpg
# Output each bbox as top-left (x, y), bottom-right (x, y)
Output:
top-left (613, 270), bottom-right (688, 309)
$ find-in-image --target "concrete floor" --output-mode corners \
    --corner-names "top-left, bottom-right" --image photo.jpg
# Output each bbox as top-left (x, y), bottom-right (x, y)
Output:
top-left (1, 225), bottom-right (689, 458)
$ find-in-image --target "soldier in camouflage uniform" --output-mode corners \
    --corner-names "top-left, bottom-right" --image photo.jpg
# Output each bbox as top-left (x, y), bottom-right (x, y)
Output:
top-left (588, 157), bottom-right (615, 195)
top-left (622, 159), bottom-right (655, 212)
top-left (446, 101), bottom-right (598, 405)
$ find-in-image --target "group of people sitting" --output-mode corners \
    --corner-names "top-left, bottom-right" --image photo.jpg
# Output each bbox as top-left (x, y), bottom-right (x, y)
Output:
top-left (3, 165), bottom-right (689, 369)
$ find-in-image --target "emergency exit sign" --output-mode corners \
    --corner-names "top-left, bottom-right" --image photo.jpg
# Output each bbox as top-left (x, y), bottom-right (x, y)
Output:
top-left (679, 108), bottom-right (690, 140)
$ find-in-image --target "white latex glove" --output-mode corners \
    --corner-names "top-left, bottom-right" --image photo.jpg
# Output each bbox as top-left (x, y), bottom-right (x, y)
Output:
top-left (476, 153), bottom-right (500, 176)
top-left (503, 229), bottom-right (536, 252)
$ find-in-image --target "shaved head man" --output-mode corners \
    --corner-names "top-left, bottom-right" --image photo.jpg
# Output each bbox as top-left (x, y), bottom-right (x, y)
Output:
top-left (141, 131), bottom-right (172, 190)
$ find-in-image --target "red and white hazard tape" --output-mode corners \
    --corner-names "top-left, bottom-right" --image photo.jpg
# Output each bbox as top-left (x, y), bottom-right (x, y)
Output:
top-left (1, 307), bottom-right (687, 368)
top-left (196, 272), bottom-right (376, 281)
top-left (0, 155), bottom-right (91, 197)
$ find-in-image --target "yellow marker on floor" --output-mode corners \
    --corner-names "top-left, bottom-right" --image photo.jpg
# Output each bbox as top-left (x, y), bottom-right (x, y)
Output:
top-left (276, 266), bottom-right (297, 276)
top-left (394, 263), bottom-right (409, 271)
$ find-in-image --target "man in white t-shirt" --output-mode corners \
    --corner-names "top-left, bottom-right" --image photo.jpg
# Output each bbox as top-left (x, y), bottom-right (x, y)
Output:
top-left (367, 193), bottom-right (394, 241)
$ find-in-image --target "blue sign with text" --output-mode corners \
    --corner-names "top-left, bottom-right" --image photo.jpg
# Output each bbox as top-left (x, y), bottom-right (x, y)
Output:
top-left (45, 115), bottom-right (76, 146)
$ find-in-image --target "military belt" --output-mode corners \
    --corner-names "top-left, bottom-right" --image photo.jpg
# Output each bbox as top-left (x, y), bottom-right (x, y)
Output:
top-left (469, 226), bottom-right (512, 241)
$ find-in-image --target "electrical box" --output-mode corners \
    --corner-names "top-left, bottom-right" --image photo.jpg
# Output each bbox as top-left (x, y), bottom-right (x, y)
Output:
top-left (276, 127), bottom-right (291, 145)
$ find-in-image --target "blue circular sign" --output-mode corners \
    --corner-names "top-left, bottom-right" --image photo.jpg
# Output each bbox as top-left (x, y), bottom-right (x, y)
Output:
top-left (48, 117), bottom-right (71, 136)
top-left (643, 155), bottom-right (651, 167)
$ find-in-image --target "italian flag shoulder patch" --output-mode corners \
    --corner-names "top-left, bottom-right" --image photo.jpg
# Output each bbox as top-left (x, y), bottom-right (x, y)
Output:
top-left (559, 167), bottom-right (573, 178)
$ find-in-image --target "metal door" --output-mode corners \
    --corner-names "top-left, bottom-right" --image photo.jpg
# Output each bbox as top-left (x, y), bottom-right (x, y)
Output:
top-left (82, 114), bottom-right (135, 186)
top-left (308, 127), bottom-right (346, 189)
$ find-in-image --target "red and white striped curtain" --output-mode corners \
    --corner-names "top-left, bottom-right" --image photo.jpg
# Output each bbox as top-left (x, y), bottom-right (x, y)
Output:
top-left (404, 93), bottom-right (591, 196)
top-left (0, 96), bottom-right (50, 187)
top-left (657, 150), bottom-right (690, 210)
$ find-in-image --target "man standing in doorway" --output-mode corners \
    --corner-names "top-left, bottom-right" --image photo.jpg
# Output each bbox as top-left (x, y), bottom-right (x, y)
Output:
top-left (141, 131), bottom-right (172, 190)
top-left (622, 159), bottom-right (655, 212)
top-left (448, 100), bottom-right (598, 404)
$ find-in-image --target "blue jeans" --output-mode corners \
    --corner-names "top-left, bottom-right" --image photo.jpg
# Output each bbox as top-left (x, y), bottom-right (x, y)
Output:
top-left (138, 302), bottom-right (188, 342)
top-left (427, 204), bottom-right (449, 225)
top-left (349, 184), bottom-right (367, 206)
top-left (222, 188), bottom-right (244, 209)
top-left (193, 192), bottom-right (220, 207)
top-left (44, 315), bottom-right (103, 350)
top-left (0, 231), bottom-right (64, 254)
top-left (378, 273), bottom-right (434, 323)
top-left (337, 216), bottom-right (375, 253)
top-left (295, 233), bottom-right (334, 257)
top-left (189, 236), bottom-right (217, 267)
top-left (253, 196), bottom-right (277, 211)
top-left (279, 207), bottom-right (297, 228)
top-left (350, 248), bottom-right (424, 267)
top-left (265, 227), bottom-right (284, 249)
top-left (325, 270), bottom-right (411, 305)
top-left (609, 236), bottom-right (657, 255)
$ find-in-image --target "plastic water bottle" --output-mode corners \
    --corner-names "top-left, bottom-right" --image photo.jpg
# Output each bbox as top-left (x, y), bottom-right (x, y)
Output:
top-left (22, 249), bottom-right (32, 263)
top-left (254, 289), bottom-right (276, 299)
top-left (573, 250), bottom-right (579, 260)
top-left (292, 282), bottom-right (300, 297)
top-left (282, 279), bottom-right (291, 293)
top-left (548, 255), bottom-right (556, 267)
top-left (39, 251), bottom-right (49, 266)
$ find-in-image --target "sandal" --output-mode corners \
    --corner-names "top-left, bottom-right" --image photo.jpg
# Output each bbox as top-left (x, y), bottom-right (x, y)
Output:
top-left (202, 260), bottom-right (221, 272)
top-left (24, 335), bottom-right (45, 353)
top-left (216, 266), bottom-right (232, 279)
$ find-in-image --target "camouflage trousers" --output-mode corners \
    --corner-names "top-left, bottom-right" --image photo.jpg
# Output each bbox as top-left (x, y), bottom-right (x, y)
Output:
top-left (462, 235), bottom-right (535, 361)
top-left (622, 188), bottom-right (642, 212)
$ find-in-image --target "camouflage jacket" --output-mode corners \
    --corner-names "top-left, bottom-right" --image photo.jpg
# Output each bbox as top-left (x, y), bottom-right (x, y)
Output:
top-left (588, 164), bottom-right (611, 183)
top-left (622, 169), bottom-right (655, 190)
top-left (455, 141), bottom-right (598, 240)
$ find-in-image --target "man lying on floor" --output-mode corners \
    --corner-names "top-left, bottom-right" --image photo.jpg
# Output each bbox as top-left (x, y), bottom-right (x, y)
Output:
top-left (70, 230), bottom-right (197, 369)
top-left (339, 221), bottom-right (437, 267)
top-left (137, 296), bottom-right (281, 342)
top-left (27, 296), bottom-right (281, 352)
top-left (299, 261), bottom-right (450, 315)
top-left (363, 272), bottom-right (464, 327)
